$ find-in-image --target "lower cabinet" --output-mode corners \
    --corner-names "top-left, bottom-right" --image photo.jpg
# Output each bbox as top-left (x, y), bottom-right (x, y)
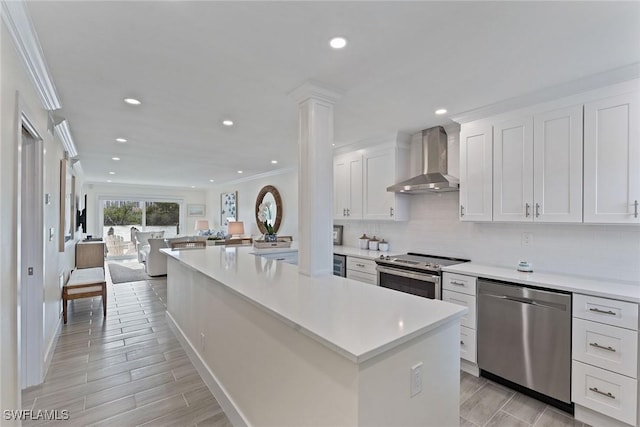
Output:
top-left (442, 273), bottom-right (478, 368)
top-left (346, 256), bottom-right (378, 285)
top-left (572, 294), bottom-right (639, 426)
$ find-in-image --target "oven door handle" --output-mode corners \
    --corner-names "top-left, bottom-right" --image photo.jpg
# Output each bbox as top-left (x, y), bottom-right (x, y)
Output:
top-left (375, 266), bottom-right (440, 283)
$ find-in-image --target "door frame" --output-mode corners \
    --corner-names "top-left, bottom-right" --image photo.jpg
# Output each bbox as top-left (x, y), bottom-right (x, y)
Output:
top-left (15, 94), bottom-right (45, 389)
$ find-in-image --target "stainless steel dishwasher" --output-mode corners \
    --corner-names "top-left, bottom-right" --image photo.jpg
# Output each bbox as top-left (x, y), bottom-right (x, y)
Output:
top-left (478, 279), bottom-right (572, 405)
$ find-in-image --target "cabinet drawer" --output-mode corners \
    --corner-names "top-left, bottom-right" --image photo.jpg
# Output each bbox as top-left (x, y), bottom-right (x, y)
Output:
top-left (460, 326), bottom-right (477, 363)
top-left (347, 257), bottom-right (377, 275)
top-left (443, 290), bottom-right (476, 329)
top-left (572, 360), bottom-right (637, 426)
top-left (347, 270), bottom-right (377, 286)
top-left (572, 318), bottom-right (638, 378)
top-left (573, 294), bottom-right (638, 330)
top-left (442, 273), bottom-right (476, 296)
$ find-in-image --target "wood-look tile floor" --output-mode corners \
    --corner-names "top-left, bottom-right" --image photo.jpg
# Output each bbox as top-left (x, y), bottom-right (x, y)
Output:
top-left (24, 263), bottom-right (588, 427)
top-left (22, 271), bottom-right (231, 427)
top-left (461, 372), bottom-right (588, 427)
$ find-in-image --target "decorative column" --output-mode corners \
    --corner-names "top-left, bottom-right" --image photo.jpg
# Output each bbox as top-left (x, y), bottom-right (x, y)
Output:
top-left (290, 82), bottom-right (342, 276)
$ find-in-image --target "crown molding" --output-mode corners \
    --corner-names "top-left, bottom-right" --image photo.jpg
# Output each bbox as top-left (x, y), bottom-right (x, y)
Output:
top-left (1, 0), bottom-right (61, 110)
top-left (333, 130), bottom-right (411, 155)
top-left (451, 63), bottom-right (640, 124)
top-left (288, 81), bottom-right (343, 105)
top-left (53, 120), bottom-right (78, 158)
top-left (218, 166), bottom-right (298, 186)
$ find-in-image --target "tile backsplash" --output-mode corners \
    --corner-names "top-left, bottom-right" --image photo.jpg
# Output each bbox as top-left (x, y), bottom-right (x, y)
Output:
top-left (336, 192), bottom-right (640, 283)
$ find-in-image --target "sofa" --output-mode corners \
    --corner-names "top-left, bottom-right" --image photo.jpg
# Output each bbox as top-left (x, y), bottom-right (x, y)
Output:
top-left (134, 230), bottom-right (165, 262)
top-left (141, 236), bottom-right (208, 276)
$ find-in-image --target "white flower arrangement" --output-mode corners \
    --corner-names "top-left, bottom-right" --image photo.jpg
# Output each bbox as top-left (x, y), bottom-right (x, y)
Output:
top-left (258, 201), bottom-right (275, 235)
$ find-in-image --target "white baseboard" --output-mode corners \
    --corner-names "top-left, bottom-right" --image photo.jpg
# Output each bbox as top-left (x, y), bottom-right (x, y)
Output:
top-left (461, 359), bottom-right (480, 377)
top-left (574, 404), bottom-right (635, 427)
top-left (166, 311), bottom-right (250, 427)
top-left (42, 316), bottom-right (62, 381)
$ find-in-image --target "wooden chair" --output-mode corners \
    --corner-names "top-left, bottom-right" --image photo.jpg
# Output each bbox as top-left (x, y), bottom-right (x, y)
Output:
top-left (170, 240), bottom-right (206, 250)
top-left (62, 267), bottom-right (106, 324)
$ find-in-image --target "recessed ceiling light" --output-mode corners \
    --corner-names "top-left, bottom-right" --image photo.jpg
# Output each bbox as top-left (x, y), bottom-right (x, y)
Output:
top-left (115, 138), bottom-right (127, 143)
top-left (435, 108), bottom-right (447, 115)
top-left (109, 171), bottom-right (116, 175)
top-left (332, 143), bottom-right (335, 146)
top-left (112, 157), bottom-right (120, 161)
top-left (271, 160), bottom-right (278, 164)
top-left (209, 179), bottom-right (215, 183)
top-left (222, 120), bottom-right (234, 126)
top-left (191, 186), bottom-right (196, 189)
top-left (124, 97), bottom-right (141, 105)
top-left (329, 37), bottom-right (347, 49)
top-left (237, 170), bottom-right (243, 174)
top-left (107, 180), bottom-right (112, 183)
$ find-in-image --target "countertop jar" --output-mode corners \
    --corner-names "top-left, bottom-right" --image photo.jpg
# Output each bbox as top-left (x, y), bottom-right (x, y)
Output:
top-left (368, 236), bottom-right (379, 251)
top-left (358, 234), bottom-right (370, 249)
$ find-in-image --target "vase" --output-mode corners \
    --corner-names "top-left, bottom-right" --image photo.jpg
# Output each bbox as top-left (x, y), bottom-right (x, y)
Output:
top-left (264, 233), bottom-right (278, 242)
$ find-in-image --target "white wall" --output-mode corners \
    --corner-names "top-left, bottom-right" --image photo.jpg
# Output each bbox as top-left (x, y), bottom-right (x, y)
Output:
top-left (84, 183), bottom-right (207, 237)
top-left (1, 19), bottom-right (77, 415)
top-left (336, 132), bottom-right (640, 283)
top-left (206, 168), bottom-right (298, 239)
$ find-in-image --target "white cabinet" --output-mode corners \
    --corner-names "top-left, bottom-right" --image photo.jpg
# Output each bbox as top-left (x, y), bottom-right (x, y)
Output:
top-left (459, 123), bottom-right (493, 222)
top-left (333, 152), bottom-right (363, 219)
top-left (493, 106), bottom-right (583, 222)
top-left (346, 256), bottom-right (377, 285)
top-left (584, 92), bottom-right (640, 224)
top-left (442, 272), bottom-right (478, 366)
top-left (362, 145), bottom-right (410, 221)
top-left (334, 140), bottom-right (410, 222)
top-left (572, 293), bottom-right (639, 426)
top-left (493, 117), bottom-right (534, 221)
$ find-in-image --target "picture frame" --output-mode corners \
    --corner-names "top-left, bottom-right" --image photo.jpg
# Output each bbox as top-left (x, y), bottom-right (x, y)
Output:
top-left (187, 204), bottom-right (206, 217)
top-left (333, 225), bottom-right (343, 246)
top-left (220, 191), bottom-right (237, 227)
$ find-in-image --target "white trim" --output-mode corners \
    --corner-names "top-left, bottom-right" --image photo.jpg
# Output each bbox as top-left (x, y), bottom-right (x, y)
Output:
top-left (460, 359), bottom-right (480, 377)
top-left (53, 120), bottom-right (78, 158)
top-left (166, 312), bottom-right (250, 427)
top-left (451, 63), bottom-right (640, 124)
top-left (218, 166), bottom-right (297, 186)
top-left (1, 0), bottom-right (61, 110)
top-left (334, 131), bottom-right (412, 156)
top-left (42, 317), bottom-right (62, 381)
top-left (288, 81), bottom-right (343, 105)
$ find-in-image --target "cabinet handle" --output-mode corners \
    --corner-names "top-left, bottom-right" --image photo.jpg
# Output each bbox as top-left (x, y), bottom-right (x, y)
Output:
top-left (589, 342), bottom-right (616, 352)
top-left (460, 205), bottom-right (465, 217)
top-left (525, 203), bottom-right (531, 217)
top-left (589, 307), bottom-right (616, 316)
top-left (450, 281), bottom-right (466, 286)
top-left (535, 203), bottom-right (540, 218)
top-left (347, 208), bottom-right (350, 216)
top-left (460, 340), bottom-right (465, 345)
top-left (390, 207), bottom-right (394, 217)
top-left (589, 387), bottom-right (616, 400)
top-left (356, 263), bottom-right (366, 268)
top-left (634, 200), bottom-right (638, 218)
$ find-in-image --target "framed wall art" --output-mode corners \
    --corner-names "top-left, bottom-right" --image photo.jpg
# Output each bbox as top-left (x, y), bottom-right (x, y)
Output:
top-left (187, 204), bottom-right (206, 217)
top-left (220, 191), bottom-right (237, 227)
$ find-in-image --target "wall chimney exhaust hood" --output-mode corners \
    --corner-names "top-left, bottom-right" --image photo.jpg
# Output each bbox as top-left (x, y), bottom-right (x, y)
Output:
top-left (387, 126), bottom-right (459, 194)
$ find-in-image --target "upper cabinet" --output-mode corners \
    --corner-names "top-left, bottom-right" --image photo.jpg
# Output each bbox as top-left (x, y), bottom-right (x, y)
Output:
top-left (334, 139), bottom-right (411, 221)
top-left (492, 107), bottom-right (583, 222)
top-left (362, 145), bottom-right (410, 221)
top-left (459, 81), bottom-right (638, 225)
top-left (460, 123), bottom-right (493, 222)
top-left (333, 152), bottom-right (363, 219)
top-left (584, 93), bottom-right (640, 224)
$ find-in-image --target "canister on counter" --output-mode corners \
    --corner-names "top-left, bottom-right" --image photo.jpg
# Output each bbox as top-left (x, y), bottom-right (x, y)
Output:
top-left (368, 236), bottom-right (379, 251)
top-left (378, 239), bottom-right (389, 251)
top-left (358, 233), bottom-right (370, 249)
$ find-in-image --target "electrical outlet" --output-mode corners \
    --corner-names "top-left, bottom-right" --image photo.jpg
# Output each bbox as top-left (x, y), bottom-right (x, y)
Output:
top-left (521, 232), bottom-right (533, 246)
top-left (200, 332), bottom-right (205, 352)
top-left (410, 362), bottom-right (423, 397)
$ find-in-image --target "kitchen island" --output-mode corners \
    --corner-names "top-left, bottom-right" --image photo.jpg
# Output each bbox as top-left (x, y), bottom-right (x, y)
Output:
top-left (162, 245), bottom-right (467, 427)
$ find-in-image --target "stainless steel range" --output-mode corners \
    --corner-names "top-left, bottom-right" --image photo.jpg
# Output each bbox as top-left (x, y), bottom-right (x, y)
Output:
top-left (375, 253), bottom-right (470, 299)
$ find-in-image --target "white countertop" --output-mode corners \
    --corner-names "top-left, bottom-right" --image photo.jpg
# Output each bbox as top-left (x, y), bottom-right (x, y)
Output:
top-left (333, 245), bottom-right (404, 260)
top-left (162, 246), bottom-right (466, 363)
top-left (443, 263), bottom-right (640, 304)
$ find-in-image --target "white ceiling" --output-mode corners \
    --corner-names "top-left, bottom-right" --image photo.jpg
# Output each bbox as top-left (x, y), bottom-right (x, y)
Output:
top-left (25, 1), bottom-right (640, 188)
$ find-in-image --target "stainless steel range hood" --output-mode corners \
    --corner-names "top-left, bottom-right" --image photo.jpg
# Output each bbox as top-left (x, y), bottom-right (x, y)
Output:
top-left (387, 126), bottom-right (459, 193)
